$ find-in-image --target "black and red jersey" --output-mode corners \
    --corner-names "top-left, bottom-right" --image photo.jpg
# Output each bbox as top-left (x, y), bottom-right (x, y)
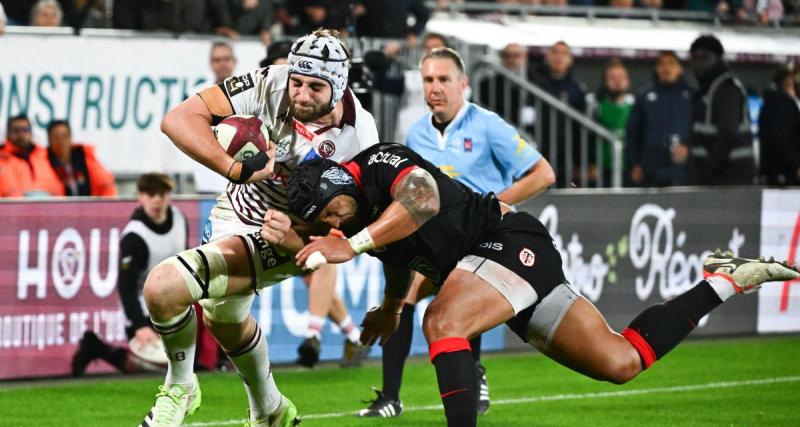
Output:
top-left (342, 143), bottom-right (503, 284)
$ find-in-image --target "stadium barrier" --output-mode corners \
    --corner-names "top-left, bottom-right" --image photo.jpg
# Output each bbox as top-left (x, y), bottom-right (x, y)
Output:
top-left (1, 189), bottom-right (798, 380)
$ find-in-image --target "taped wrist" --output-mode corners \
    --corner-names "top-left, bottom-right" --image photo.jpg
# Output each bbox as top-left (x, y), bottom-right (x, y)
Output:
top-left (228, 152), bottom-right (269, 184)
top-left (347, 228), bottom-right (375, 254)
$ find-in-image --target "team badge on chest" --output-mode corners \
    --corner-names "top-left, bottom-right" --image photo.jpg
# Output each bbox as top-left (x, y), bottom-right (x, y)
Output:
top-left (318, 140), bottom-right (336, 158)
top-left (519, 248), bottom-right (535, 267)
top-left (463, 137), bottom-right (473, 152)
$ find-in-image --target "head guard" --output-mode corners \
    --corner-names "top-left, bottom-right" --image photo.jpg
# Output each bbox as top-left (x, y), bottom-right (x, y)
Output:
top-left (288, 158), bottom-right (360, 222)
top-left (288, 31), bottom-right (350, 109)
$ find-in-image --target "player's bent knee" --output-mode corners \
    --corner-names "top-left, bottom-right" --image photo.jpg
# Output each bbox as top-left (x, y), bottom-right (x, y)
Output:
top-left (142, 263), bottom-right (185, 315)
top-left (601, 353), bottom-right (641, 385)
top-left (162, 244), bottom-right (231, 302)
top-left (422, 304), bottom-right (464, 343)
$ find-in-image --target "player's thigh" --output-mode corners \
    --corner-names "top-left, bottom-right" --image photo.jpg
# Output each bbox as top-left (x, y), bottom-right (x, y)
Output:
top-left (539, 297), bottom-right (640, 384)
top-left (405, 271), bottom-right (436, 304)
top-left (423, 269), bottom-right (515, 343)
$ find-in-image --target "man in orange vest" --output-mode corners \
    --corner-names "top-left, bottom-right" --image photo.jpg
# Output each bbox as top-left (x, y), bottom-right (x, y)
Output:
top-left (46, 119), bottom-right (117, 196)
top-left (0, 114), bottom-right (64, 197)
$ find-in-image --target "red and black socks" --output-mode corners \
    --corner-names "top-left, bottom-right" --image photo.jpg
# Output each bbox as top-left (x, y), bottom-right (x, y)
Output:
top-left (430, 337), bottom-right (477, 427)
top-left (623, 280), bottom-right (723, 369)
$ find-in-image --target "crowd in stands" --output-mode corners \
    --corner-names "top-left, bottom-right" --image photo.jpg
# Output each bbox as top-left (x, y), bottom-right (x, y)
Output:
top-left (0, 0), bottom-right (796, 41)
top-left (1, 115), bottom-right (116, 197)
top-left (469, 35), bottom-right (799, 187)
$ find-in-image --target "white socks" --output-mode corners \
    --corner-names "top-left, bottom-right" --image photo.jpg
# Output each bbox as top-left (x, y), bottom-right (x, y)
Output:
top-left (151, 306), bottom-right (197, 387)
top-left (706, 275), bottom-right (738, 302)
top-left (306, 315), bottom-right (325, 340)
top-left (338, 315), bottom-right (361, 344)
top-left (228, 323), bottom-right (282, 419)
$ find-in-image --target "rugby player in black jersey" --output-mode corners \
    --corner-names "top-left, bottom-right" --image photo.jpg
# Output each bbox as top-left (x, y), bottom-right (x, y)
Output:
top-left (278, 143), bottom-right (799, 427)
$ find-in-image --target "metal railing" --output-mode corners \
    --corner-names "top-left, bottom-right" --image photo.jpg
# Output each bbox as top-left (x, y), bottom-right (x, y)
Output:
top-left (470, 61), bottom-right (624, 188)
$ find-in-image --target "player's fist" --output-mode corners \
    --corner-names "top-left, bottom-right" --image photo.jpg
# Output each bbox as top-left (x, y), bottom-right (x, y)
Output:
top-left (233, 140), bottom-right (276, 184)
top-left (261, 209), bottom-right (292, 246)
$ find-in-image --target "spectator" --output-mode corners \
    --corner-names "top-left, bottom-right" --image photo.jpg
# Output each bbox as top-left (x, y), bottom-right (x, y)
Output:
top-left (46, 119), bottom-right (117, 196)
top-left (259, 39), bottom-right (292, 67)
top-left (627, 51), bottom-right (693, 187)
top-left (478, 43), bottom-right (529, 124)
top-left (369, 32), bottom-right (454, 143)
top-left (194, 41), bottom-right (238, 196)
top-left (113, 0), bottom-right (205, 33)
top-left (0, 114), bottom-right (63, 197)
top-left (4, 0), bottom-right (74, 26)
top-left (687, 34), bottom-right (755, 185)
top-left (274, 0), bottom-right (355, 36)
top-left (354, 0), bottom-right (429, 47)
top-left (31, 0), bottom-right (63, 26)
top-left (736, 0), bottom-right (784, 24)
top-left (210, 41), bottom-right (237, 85)
top-left (72, 173), bottom-right (189, 376)
top-left (758, 64), bottom-right (800, 186)
top-left (586, 58), bottom-right (634, 185)
top-left (208, 0), bottom-right (274, 45)
top-left (528, 40), bottom-right (588, 187)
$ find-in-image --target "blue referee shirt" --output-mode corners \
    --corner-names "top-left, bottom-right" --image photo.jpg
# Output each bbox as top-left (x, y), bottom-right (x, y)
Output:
top-left (405, 102), bottom-right (541, 195)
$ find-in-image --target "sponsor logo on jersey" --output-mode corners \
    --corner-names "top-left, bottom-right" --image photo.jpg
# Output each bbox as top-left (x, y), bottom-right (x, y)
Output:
top-left (318, 140), bottom-right (336, 158)
top-left (464, 138), bottom-right (473, 152)
top-left (479, 242), bottom-right (503, 251)
top-left (225, 74), bottom-right (255, 97)
top-left (367, 151), bottom-right (409, 168)
top-left (519, 247), bottom-right (536, 267)
top-left (320, 167), bottom-right (354, 185)
top-left (250, 231), bottom-right (292, 269)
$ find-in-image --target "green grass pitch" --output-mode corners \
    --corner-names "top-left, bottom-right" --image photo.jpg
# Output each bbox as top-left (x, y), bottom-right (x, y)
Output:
top-left (1, 336), bottom-right (799, 426)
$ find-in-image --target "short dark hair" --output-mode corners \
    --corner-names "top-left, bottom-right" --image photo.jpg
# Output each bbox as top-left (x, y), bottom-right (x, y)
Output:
top-left (421, 47), bottom-right (466, 75)
top-left (260, 40), bottom-right (293, 68)
top-left (773, 63), bottom-right (798, 89)
top-left (657, 50), bottom-right (680, 62)
top-left (47, 119), bottom-right (70, 137)
top-left (7, 114), bottom-right (30, 132)
top-left (603, 57), bottom-right (626, 74)
top-left (550, 41), bottom-right (571, 52)
top-left (211, 40), bottom-right (233, 54)
top-left (137, 173), bottom-right (174, 195)
top-left (690, 34), bottom-right (724, 57)
top-left (423, 32), bottom-right (449, 48)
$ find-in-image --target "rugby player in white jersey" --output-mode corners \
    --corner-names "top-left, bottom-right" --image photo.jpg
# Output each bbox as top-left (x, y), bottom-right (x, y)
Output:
top-left (138, 29), bottom-right (379, 427)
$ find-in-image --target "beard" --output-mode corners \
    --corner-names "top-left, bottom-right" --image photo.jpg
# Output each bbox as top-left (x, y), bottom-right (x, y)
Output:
top-left (290, 99), bottom-right (333, 122)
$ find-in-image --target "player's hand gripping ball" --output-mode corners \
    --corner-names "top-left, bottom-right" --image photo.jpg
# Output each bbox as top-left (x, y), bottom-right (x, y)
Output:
top-left (213, 114), bottom-right (270, 161)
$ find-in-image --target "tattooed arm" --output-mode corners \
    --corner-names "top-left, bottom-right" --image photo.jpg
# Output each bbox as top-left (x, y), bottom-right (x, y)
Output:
top-left (357, 167), bottom-right (441, 249)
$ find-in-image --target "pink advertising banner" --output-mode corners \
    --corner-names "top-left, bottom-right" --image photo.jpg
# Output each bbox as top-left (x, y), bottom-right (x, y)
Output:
top-left (0, 200), bottom-right (199, 380)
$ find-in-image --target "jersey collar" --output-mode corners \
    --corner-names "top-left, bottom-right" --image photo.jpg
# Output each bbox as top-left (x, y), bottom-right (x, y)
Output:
top-left (429, 102), bottom-right (471, 150)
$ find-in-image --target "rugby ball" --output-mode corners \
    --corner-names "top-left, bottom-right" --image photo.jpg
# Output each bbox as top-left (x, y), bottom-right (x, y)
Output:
top-left (128, 337), bottom-right (169, 368)
top-left (213, 115), bottom-right (270, 161)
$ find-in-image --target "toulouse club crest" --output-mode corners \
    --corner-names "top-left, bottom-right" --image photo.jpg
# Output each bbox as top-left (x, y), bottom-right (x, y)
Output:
top-left (519, 247), bottom-right (536, 267)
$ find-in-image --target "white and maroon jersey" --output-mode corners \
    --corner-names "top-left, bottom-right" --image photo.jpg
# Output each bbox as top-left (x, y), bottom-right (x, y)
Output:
top-left (211, 64), bottom-right (379, 226)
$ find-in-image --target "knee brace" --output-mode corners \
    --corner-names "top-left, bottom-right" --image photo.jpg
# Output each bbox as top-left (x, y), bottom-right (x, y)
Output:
top-left (161, 242), bottom-right (229, 302)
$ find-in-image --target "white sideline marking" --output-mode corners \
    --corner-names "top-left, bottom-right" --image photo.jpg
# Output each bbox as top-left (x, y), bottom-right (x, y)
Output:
top-left (184, 376), bottom-right (800, 426)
